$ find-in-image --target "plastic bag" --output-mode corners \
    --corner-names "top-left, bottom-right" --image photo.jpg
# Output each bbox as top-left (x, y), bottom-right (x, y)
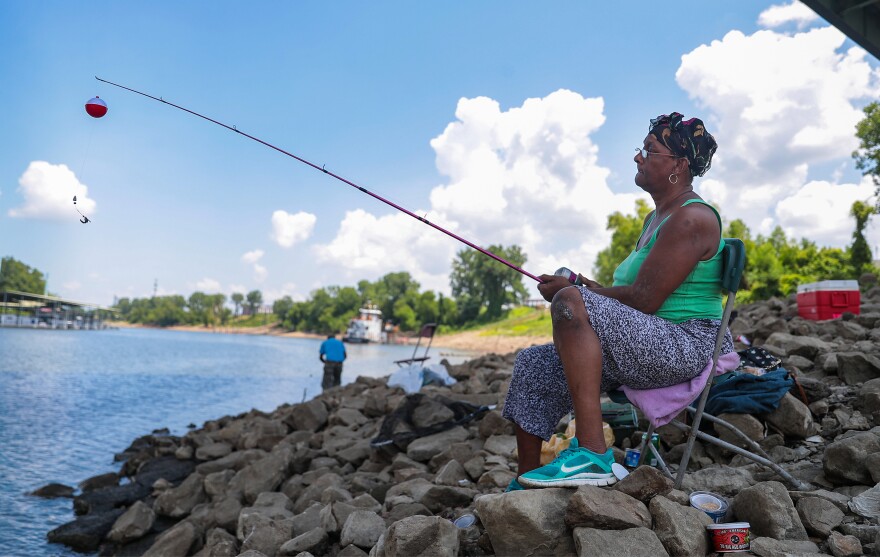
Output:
top-left (539, 419), bottom-right (614, 465)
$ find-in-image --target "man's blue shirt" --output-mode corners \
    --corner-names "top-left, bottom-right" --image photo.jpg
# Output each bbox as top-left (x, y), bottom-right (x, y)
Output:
top-left (320, 337), bottom-right (346, 362)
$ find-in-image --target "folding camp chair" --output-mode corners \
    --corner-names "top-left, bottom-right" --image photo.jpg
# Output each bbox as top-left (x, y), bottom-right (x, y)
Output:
top-left (394, 323), bottom-right (437, 367)
top-left (617, 238), bottom-right (812, 491)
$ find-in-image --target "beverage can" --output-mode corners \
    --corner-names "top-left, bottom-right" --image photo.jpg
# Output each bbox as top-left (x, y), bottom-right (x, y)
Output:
top-left (640, 433), bottom-right (660, 466)
top-left (624, 448), bottom-right (640, 467)
top-left (553, 267), bottom-right (583, 286)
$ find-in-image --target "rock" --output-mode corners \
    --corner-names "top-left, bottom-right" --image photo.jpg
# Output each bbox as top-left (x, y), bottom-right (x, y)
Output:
top-left (765, 333), bottom-right (831, 359)
top-left (340, 510), bottom-right (386, 549)
top-left (195, 449), bottom-right (267, 475)
top-left (483, 435), bottom-right (517, 458)
top-left (476, 490), bottom-right (575, 556)
top-left (716, 413), bottom-right (765, 448)
top-left (228, 448), bottom-right (292, 504)
top-left (405, 427), bottom-right (470, 462)
top-left (383, 515), bottom-right (460, 557)
top-left (433, 459), bottom-right (469, 486)
top-left (796, 496), bottom-right (843, 537)
top-left (477, 410), bottom-right (514, 438)
top-left (572, 526), bottom-right (669, 557)
top-left (107, 500), bottom-right (156, 543)
top-left (194, 527), bottom-right (239, 557)
top-left (279, 527), bottom-right (328, 556)
top-left (338, 544), bottom-right (369, 556)
top-left (46, 508), bottom-right (124, 552)
top-left (142, 520), bottom-right (197, 557)
top-left (566, 485), bottom-right (652, 530)
top-left (826, 530), bottom-right (862, 557)
top-left (204, 469), bottom-right (235, 499)
top-left (679, 465), bottom-right (755, 497)
top-left (614, 464), bottom-right (674, 502)
top-left (237, 512), bottom-right (294, 557)
top-left (748, 537), bottom-right (821, 557)
top-left (135, 455), bottom-right (196, 488)
top-left (411, 398), bottom-right (455, 428)
top-left (291, 503), bottom-right (324, 537)
top-left (73, 482), bottom-right (149, 515)
top-left (837, 352), bottom-right (880, 385)
top-left (649, 495), bottom-right (712, 556)
top-left (79, 472), bottom-right (119, 492)
top-left (823, 431), bottom-right (880, 485)
top-left (196, 442), bottom-right (233, 461)
top-left (733, 481), bottom-right (808, 540)
top-left (849, 483), bottom-right (880, 519)
top-left (763, 393), bottom-right (817, 439)
top-left (30, 482), bottom-right (75, 498)
top-left (285, 399), bottom-right (329, 432)
top-left (153, 472), bottom-right (206, 518)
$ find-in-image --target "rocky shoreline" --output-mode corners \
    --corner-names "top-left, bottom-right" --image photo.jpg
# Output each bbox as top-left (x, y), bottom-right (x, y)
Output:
top-left (35, 283), bottom-right (880, 557)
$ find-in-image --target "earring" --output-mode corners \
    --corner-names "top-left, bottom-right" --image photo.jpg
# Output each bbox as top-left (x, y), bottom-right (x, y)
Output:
top-left (668, 173), bottom-right (678, 184)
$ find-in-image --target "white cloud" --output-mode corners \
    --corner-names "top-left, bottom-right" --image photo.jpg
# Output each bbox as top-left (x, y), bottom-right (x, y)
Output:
top-left (262, 282), bottom-right (302, 304)
top-left (676, 24), bottom-right (880, 244)
top-left (271, 210), bottom-right (317, 248)
top-left (253, 264), bottom-right (268, 283)
top-left (241, 249), bottom-right (264, 264)
top-left (317, 90), bottom-right (643, 291)
top-left (9, 161), bottom-right (97, 220)
top-left (758, 2), bottom-right (819, 29)
top-left (774, 177), bottom-right (879, 247)
top-left (228, 284), bottom-right (247, 295)
top-left (195, 278), bottom-right (222, 293)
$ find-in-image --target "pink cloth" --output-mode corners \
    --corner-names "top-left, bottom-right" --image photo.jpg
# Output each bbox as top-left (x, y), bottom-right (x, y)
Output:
top-left (620, 351), bottom-right (741, 427)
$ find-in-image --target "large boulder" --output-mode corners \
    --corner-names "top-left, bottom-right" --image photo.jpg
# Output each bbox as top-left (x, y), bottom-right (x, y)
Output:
top-left (565, 485), bottom-right (651, 530)
top-left (796, 496), bottom-right (844, 537)
top-left (649, 495), bottom-right (712, 556)
top-left (153, 472), bottom-right (206, 518)
top-left (572, 527), bottom-right (669, 557)
top-left (765, 333), bottom-right (831, 359)
top-left (142, 520), bottom-right (198, 557)
top-left (107, 500), bottom-right (156, 543)
top-left (405, 427), bottom-right (470, 462)
top-left (382, 515), bottom-right (458, 557)
top-left (837, 352), bottom-right (880, 385)
top-left (823, 431), bottom-right (880, 485)
top-left (339, 510), bottom-right (385, 549)
top-left (46, 508), bottom-right (125, 552)
top-left (763, 393), bottom-right (817, 439)
top-left (733, 481), bottom-right (808, 541)
top-left (476, 490), bottom-right (575, 556)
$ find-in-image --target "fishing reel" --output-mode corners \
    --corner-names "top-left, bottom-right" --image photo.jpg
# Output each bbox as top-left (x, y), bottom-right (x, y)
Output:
top-left (554, 267), bottom-right (583, 285)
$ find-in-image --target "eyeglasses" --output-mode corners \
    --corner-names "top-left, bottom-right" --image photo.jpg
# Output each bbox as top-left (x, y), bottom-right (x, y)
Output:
top-left (635, 148), bottom-right (679, 160)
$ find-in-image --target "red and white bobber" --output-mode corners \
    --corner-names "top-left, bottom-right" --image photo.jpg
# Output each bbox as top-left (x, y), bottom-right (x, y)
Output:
top-left (85, 96), bottom-right (108, 118)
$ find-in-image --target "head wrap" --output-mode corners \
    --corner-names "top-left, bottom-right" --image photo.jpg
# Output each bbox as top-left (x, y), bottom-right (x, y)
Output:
top-left (648, 112), bottom-right (717, 177)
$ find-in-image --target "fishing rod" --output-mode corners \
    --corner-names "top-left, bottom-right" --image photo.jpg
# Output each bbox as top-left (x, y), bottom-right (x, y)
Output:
top-left (95, 76), bottom-right (542, 283)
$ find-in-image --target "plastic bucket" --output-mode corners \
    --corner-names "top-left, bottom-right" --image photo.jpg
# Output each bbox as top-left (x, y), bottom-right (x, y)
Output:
top-left (706, 522), bottom-right (750, 552)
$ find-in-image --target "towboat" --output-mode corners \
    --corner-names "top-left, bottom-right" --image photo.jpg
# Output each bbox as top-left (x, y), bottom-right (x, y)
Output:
top-left (343, 305), bottom-right (386, 343)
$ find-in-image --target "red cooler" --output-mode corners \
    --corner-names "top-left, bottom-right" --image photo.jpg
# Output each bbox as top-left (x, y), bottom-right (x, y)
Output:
top-left (796, 280), bottom-right (860, 320)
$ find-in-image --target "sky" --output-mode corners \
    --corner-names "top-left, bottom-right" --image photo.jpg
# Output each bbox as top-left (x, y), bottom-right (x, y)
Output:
top-left (1, 1), bottom-right (879, 307)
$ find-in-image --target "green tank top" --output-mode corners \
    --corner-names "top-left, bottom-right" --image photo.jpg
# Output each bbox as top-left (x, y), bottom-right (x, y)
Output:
top-left (611, 199), bottom-right (723, 324)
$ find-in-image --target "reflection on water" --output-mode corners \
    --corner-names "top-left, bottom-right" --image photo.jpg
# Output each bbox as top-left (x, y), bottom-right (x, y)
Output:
top-left (0, 327), bottom-right (475, 556)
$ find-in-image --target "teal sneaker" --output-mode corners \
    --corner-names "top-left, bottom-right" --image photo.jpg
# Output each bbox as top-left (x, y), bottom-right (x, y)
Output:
top-left (505, 478), bottom-right (525, 492)
top-left (518, 438), bottom-right (616, 488)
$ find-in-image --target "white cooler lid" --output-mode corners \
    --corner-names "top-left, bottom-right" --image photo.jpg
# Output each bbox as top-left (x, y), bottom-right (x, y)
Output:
top-left (797, 280), bottom-right (859, 293)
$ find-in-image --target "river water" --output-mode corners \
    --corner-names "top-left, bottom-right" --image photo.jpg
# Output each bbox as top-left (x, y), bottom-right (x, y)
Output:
top-left (0, 327), bottom-right (475, 556)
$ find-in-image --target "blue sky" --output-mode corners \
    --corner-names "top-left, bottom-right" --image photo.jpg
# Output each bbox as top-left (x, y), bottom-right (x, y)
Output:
top-left (1, 1), bottom-right (878, 306)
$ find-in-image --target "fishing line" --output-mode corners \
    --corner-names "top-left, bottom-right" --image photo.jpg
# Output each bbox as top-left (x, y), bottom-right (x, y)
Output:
top-left (72, 122), bottom-right (95, 224)
top-left (95, 76), bottom-right (541, 282)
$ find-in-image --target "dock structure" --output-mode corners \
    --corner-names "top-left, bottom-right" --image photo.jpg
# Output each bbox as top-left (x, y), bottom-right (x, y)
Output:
top-left (0, 290), bottom-right (116, 330)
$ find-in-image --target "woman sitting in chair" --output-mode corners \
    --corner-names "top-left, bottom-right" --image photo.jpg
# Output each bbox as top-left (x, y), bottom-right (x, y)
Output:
top-left (504, 113), bottom-right (734, 490)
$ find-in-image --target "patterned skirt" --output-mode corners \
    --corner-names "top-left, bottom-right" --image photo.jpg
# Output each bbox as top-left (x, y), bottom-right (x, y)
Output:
top-left (502, 286), bottom-right (733, 441)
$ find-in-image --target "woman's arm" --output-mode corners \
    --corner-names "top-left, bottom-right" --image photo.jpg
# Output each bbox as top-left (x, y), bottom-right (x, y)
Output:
top-left (588, 203), bottom-right (720, 313)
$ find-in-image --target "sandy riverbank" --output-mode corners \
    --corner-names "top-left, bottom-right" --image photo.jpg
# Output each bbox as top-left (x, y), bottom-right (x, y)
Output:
top-left (114, 321), bottom-right (551, 354)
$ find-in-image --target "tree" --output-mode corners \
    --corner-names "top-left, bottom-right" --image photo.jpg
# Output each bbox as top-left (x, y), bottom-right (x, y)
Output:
top-left (854, 101), bottom-right (880, 205)
top-left (850, 200), bottom-right (877, 274)
top-left (273, 296), bottom-right (294, 322)
top-left (450, 244), bottom-right (528, 322)
top-left (593, 200), bottom-right (652, 286)
top-left (0, 257), bottom-right (47, 294)
top-left (246, 290), bottom-right (263, 316)
top-left (231, 292), bottom-right (244, 316)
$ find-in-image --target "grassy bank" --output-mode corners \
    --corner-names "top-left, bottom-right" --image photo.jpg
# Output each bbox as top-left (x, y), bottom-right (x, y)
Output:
top-left (451, 306), bottom-right (552, 337)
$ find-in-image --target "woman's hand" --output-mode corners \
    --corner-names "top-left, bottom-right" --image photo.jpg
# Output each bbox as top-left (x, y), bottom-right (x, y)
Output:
top-left (537, 274), bottom-right (574, 302)
top-left (577, 274), bottom-right (603, 289)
